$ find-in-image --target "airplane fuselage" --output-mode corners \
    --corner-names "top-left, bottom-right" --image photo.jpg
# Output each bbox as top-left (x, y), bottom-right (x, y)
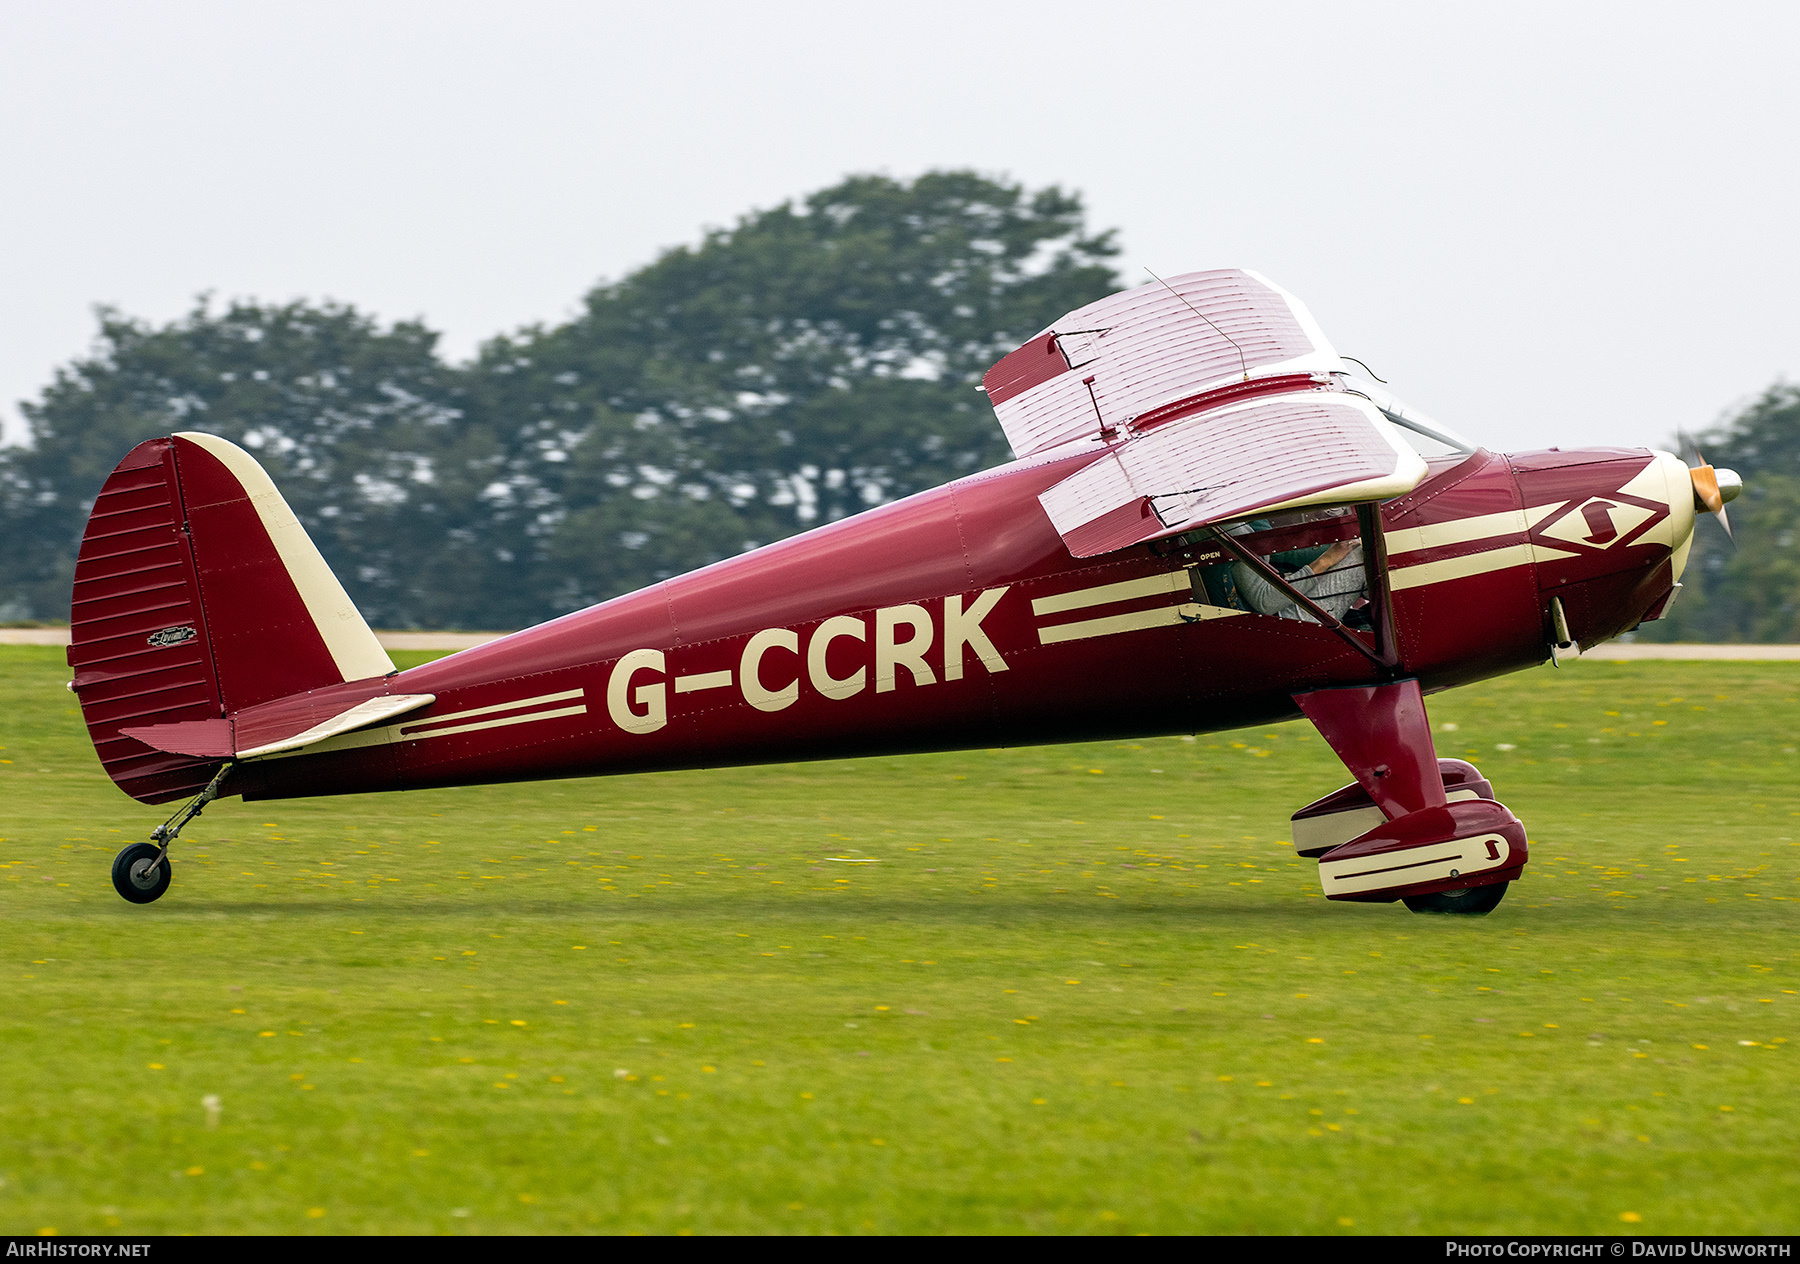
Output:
top-left (227, 443), bottom-right (1695, 803)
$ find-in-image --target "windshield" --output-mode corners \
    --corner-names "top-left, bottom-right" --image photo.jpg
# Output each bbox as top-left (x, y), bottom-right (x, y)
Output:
top-left (1333, 368), bottom-right (1478, 458)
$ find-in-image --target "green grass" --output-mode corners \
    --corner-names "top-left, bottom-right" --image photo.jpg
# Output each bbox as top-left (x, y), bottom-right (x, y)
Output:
top-left (1, 644), bottom-right (1796, 1235)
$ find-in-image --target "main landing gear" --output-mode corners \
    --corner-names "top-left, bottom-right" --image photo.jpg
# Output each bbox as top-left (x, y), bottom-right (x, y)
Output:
top-left (1402, 882), bottom-right (1510, 916)
top-left (1290, 680), bottom-right (1527, 916)
top-left (110, 762), bottom-right (233, 906)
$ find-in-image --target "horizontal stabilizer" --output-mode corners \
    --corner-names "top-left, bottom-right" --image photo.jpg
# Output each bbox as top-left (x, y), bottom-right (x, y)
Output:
top-left (1038, 392), bottom-right (1428, 558)
top-left (236, 693), bottom-right (436, 757)
top-left (121, 693), bottom-right (434, 760)
top-left (116, 718), bottom-right (235, 760)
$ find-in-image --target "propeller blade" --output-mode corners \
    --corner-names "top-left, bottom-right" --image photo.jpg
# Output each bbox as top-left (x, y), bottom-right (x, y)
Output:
top-left (1690, 463), bottom-right (1724, 515)
top-left (1689, 460), bottom-right (1741, 544)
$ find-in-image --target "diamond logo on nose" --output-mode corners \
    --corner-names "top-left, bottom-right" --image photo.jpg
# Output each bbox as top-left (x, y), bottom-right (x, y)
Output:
top-left (1534, 495), bottom-right (1659, 554)
top-left (1579, 499), bottom-right (1620, 544)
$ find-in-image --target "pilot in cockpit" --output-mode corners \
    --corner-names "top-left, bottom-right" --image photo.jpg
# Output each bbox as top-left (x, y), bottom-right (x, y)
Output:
top-left (1227, 529), bottom-right (1369, 626)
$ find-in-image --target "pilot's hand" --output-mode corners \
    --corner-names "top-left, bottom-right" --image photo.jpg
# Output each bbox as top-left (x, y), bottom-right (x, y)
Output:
top-left (1309, 540), bottom-right (1356, 574)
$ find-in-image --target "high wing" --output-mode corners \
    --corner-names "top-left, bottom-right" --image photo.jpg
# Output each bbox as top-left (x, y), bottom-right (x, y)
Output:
top-left (1039, 391), bottom-right (1424, 558)
top-left (982, 269), bottom-right (1429, 558)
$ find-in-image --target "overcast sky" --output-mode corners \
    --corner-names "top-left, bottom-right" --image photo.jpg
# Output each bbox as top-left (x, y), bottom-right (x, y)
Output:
top-left (3, 1), bottom-right (1796, 456)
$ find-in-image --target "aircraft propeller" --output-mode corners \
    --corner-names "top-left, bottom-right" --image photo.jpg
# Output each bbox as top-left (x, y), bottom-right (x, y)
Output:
top-left (1678, 434), bottom-right (1742, 543)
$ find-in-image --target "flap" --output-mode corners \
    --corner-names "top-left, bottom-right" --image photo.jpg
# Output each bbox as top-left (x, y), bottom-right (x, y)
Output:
top-left (982, 268), bottom-right (1343, 460)
top-left (1038, 392), bottom-right (1428, 558)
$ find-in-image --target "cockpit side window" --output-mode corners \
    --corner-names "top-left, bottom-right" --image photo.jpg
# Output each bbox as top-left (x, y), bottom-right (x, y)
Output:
top-left (1186, 507), bottom-right (1373, 628)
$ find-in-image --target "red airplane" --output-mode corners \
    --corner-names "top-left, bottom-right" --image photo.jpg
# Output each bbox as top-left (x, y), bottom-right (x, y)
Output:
top-left (67, 270), bottom-right (1739, 913)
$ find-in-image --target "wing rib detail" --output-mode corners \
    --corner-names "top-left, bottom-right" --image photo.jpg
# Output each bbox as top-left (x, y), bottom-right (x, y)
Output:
top-left (982, 270), bottom-right (1431, 558)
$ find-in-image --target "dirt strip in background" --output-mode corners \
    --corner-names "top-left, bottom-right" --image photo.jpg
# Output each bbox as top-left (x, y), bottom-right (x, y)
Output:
top-left (1582, 643), bottom-right (1800, 660)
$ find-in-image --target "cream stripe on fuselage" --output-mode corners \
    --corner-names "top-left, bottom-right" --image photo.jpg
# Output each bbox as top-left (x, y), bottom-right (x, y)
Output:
top-left (400, 688), bottom-right (585, 730)
top-left (1385, 503), bottom-right (1585, 592)
top-left (243, 690), bottom-right (589, 762)
top-left (1382, 503), bottom-right (1564, 558)
top-left (1387, 544), bottom-right (1540, 593)
top-left (1038, 602), bottom-right (1243, 645)
top-left (1031, 570), bottom-right (1192, 616)
top-left (392, 704), bottom-right (588, 743)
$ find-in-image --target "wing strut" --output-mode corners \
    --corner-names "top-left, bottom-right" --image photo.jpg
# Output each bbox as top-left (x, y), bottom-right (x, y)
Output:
top-left (1355, 501), bottom-right (1402, 672)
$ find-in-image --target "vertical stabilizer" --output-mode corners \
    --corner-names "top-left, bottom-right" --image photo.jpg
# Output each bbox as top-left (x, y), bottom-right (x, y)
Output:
top-left (68, 433), bottom-right (394, 803)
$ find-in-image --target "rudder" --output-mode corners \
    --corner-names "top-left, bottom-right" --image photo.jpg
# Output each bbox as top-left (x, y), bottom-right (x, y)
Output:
top-left (68, 433), bottom-right (394, 804)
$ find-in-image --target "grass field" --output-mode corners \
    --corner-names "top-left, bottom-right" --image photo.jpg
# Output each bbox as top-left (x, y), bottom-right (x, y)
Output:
top-left (1, 644), bottom-right (1796, 1236)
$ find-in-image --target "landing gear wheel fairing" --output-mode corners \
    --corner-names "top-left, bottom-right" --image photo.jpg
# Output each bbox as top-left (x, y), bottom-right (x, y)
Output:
top-left (1403, 881), bottom-right (1509, 916)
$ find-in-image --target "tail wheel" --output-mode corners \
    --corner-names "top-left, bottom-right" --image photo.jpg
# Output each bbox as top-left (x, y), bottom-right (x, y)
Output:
top-left (112, 842), bottom-right (172, 905)
top-left (1403, 881), bottom-right (1508, 916)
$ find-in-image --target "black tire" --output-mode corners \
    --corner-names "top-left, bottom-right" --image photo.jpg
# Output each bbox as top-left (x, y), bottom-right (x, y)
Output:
top-left (112, 842), bottom-right (172, 904)
top-left (1403, 880), bottom-right (1508, 916)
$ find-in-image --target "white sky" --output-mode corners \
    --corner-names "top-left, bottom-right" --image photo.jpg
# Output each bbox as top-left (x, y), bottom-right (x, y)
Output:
top-left (3, 0), bottom-right (1797, 455)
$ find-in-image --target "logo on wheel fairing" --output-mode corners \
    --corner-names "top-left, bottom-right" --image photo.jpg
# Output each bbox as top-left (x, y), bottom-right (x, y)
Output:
top-left (146, 625), bottom-right (197, 649)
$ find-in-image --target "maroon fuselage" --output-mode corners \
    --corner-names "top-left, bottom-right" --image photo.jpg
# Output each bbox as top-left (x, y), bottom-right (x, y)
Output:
top-left (223, 443), bottom-right (1683, 804)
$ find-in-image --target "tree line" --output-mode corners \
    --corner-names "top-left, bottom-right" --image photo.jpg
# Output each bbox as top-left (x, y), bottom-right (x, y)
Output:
top-left (0, 172), bottom-right (1120, 629)
top-left (3, 170), bottom-right (1795, 639)
top-left (1633, 383), bottom-right (1800, 643)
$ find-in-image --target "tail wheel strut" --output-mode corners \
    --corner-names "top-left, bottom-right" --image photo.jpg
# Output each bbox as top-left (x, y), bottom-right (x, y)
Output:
top-left (110, 761), bottom-right (233, 906)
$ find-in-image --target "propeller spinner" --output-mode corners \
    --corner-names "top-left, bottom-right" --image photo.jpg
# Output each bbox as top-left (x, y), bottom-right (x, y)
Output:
top-left (1688, 451), bottom-right (1743, 540)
